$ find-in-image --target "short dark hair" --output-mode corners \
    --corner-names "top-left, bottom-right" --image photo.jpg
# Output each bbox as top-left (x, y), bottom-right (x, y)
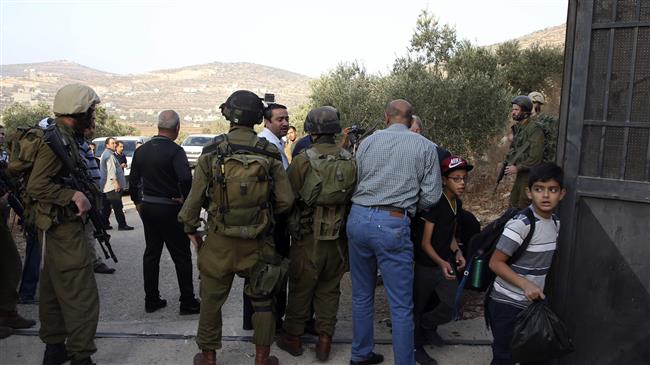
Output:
top-left (528, 162), bottom-right (564, 188)
top-left (288, 125), bottom-right (296, 132)
top-left (263, 103), bottom-right (287, 120)
top-left (116, 141), bottom-right (124, 147)
top-left (89, 142), bottom-right (96, 147)
top-left (105, 137), bottom-right (115, 145)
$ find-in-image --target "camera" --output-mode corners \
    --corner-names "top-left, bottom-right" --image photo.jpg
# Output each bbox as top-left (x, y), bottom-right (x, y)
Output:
top-left (348, 124), bottom-right (366, 136)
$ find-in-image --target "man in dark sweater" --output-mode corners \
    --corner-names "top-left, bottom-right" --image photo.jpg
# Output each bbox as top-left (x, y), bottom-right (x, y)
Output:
top-left (129, 110), bottom-right (200, 315)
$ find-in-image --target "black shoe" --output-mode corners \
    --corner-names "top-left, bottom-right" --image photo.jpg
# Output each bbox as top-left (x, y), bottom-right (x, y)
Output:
top-left (0, 326), bottom-right (13, 339)
top-left (350, 352), bottom-right (384, 365)
top-left (179, 298), bottom-right (200, 315)
top-left (104, 225), bottom-right (113, 230)
top-left (423, 328), bottom-right (445, 347)
top-left (93, 263), bottom-right (116, 274)
top-left (415, 347), bottom-right (438, 365)
top-left (145, 298), bottom-right (167, 313)
top-left (70, 358), bottom-right (96, 365)
top-left (42, 343), bottom-right (70, 365)
top-left (118, 225), bottom-right (134, 231)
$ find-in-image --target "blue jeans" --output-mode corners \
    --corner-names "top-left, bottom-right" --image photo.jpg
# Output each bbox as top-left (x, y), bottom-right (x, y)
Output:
top-left (19, 229), bottom-right (41, 299)
top-left (347, 204), bottom-right (415, 365)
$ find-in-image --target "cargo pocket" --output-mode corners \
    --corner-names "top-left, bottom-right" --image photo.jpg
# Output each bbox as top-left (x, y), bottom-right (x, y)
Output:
top-left (47, 223), bottom-right (91, 272)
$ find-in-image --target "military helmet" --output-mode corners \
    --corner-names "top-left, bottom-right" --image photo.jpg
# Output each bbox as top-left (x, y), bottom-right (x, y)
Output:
top-left (511, 95), bottom-right (533, 113)
top-left (528, 91), bottom-right (545, 104)
top-left (304, 106), bottom-right (342, 134)
top-left (220, 90), bottom-right (264, 125)
top-left (53, 83), bottom-right (100, 116)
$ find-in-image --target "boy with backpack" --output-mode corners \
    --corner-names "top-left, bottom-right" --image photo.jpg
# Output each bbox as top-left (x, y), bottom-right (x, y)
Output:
top-left (413, 155), bottom-right (472, 365)
top-left (487, 162), bottom-right (566, 365)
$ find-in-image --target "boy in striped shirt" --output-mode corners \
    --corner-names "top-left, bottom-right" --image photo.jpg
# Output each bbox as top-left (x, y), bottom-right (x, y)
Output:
top-left (488, 162), bottom-right (566, 365)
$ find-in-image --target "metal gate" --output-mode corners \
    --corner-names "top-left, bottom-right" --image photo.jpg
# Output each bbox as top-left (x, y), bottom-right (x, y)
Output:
top-left (554, 0), bottom-right (650, 363)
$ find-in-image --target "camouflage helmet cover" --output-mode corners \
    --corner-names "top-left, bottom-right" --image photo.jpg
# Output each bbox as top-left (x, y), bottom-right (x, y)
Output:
top-left (511, 95), bottom-right (533, 113)
top-left (528, 91), bottom-right (545, 104)
top-left (220, 90), bottom-right (264, 125)
top-left (53, 83), bottom-right (100, 116)
top-left (304, 106), bottom-right (342, 134)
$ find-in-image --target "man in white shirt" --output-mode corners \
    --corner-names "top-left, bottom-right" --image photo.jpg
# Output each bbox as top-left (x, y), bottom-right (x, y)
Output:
top-left (243, 103), bottom-right (291, 331)
top-left (258, 104), bottom-right (290, 169)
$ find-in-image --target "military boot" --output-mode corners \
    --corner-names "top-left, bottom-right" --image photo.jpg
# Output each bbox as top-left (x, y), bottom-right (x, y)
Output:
top-left (0, 310), bottom-right (36, 329)
top-left (255, 345), bottom-right (279, 365)
top-left (193, 350), bottom-right (216, 365)
top-left (277, 334), bottom-right (303, 356)
top-left (316, 334), bottom-right (332, 362)
top-left (42, 343), bottom-right (69, 365)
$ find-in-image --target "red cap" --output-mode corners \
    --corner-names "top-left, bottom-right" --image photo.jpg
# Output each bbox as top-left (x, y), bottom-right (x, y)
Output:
top-left (441, 155), bottom-right (473, 175)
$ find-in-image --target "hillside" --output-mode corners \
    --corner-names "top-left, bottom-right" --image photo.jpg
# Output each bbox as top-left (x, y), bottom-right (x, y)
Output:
top-left (488, 24), bottom-right (566, 49)
top-left (0, 60), bottom-right (312, 125)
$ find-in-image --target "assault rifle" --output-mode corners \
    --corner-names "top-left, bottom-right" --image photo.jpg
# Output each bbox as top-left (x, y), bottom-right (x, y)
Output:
top-left (494, 161), bottom-right (507, 193)
top-left (43, 125), bottom-right (118, 263)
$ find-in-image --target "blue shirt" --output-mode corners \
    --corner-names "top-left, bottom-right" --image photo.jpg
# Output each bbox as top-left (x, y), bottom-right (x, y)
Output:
top-left (351, 123), bottom-right (442, 216)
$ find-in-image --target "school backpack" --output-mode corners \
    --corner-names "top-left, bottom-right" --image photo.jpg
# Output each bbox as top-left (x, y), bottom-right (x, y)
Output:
top-left (292, 147), bottom-right (356, 241)
top-left (452, 207), bottom-right (536, 321)
top-left (209, 135), bottom-right (278, 240)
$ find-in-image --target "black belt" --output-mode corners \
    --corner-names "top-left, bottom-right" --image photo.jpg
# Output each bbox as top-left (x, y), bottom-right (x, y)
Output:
top-left (142, 195), bottom-right (181, 205)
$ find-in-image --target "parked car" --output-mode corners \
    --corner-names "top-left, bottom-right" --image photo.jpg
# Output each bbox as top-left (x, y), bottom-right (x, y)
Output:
top-left (181, 134), bottom-right (218, 167)
top-left (92, 136), bottom-right (151, 190)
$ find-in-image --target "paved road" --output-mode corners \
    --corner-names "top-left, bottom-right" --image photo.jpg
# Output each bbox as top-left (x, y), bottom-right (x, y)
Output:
top-left (2, 198), bottom-right (493, 364)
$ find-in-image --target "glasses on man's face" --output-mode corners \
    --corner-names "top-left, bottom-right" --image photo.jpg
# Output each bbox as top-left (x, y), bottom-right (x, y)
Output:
top-left (447, 176), bottom-right (469, 183)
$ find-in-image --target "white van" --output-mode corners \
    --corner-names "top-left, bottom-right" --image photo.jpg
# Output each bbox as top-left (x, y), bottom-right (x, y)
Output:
top-left (181, 134), bottom-right (218, 167)
top-left (92, 136), bottom-right (151, 189)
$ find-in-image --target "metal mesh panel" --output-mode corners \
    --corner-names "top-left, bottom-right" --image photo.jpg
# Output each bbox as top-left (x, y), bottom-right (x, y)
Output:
top-left (603, 127), bottom-right (625, 178)
top-left (580, 126), bottom-right (603, 177)
top-left (607, 28), bottom-right (635, 122)
top-left (641, 0), bottom-right (650, 20)
top-left (625, 128), bottom-right (650, 181)
top-left (616, 0), bottom-right (639, 21)
top-left (585, 30), bottom-right (610, 120)
top-left (594, 0), bottom-right (615, 22)
top-left (631, 27), bottom-right (650, 123)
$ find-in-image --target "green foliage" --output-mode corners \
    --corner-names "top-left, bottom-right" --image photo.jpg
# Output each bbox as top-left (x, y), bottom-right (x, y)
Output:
top-left (309, 62), bottom-right (385, 128)
top-left (408, 10), bottom-right (458, 69)
top-left (93, 106), bottom-right (138, 137)
top-left (496, 41), bottom-right (564, 94)
top-left (307, 10), bottom-right (564, 158)
top-left (0, 102), bottom-right (51, 132)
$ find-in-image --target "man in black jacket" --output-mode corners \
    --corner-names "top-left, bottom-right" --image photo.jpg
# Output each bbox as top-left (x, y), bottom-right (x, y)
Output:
top-left (129, 110), bottom-right (200, 315)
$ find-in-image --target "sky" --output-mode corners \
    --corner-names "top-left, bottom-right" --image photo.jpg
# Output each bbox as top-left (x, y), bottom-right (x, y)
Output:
top-left (1, 0), bottom-right (569, 78)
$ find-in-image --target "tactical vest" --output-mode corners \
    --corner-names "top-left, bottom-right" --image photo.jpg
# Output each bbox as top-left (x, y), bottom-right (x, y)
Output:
top-left (208, 135), bottom-right (278, 240)
top-left (294, 147), bottom-right (356, 241)
top-left (533, 113), bottom-right (558, 163)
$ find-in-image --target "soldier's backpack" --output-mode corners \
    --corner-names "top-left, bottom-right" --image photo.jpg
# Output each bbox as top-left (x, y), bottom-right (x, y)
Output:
top-left (209, 135), bottom-right (279, 240)
top-left (295, 147), bottom-right (356, 241)
top-left (4, 124), bottom-right (47, 226)
top-left (532, 113), bottom-right (558, 163)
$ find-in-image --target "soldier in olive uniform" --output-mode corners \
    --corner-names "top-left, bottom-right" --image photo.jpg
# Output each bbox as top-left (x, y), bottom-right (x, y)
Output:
top-left (529, 91), bottom-right (558, 162)
top-left (179, 90), bottom-right (294, 365)
top-left (505, 95), bottom-right (545, 209)
top-left (277, 106), bottom-right (356, 362)
top-left (26, 84), bottom-right (101, 365)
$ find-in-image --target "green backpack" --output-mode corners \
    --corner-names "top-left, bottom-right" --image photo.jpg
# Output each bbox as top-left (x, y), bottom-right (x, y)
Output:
top-left (209, 135), bottom-right (278, 240)
top-left (533, 113), bottom-right (558, 163)
top-left (295, 147), bottom-right (356, 241)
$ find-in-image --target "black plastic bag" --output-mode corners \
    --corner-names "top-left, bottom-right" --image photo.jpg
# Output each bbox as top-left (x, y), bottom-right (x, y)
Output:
top-left (511, 300), bottom-right (574, 362)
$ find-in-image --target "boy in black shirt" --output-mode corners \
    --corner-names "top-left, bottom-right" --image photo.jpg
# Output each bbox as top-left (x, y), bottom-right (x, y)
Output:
top-left (413, 156), bottom-right (472, 365)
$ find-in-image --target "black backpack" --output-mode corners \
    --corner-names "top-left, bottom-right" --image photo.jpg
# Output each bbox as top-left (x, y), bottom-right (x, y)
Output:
top-left (452, 207), bottom-right (536, 321)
